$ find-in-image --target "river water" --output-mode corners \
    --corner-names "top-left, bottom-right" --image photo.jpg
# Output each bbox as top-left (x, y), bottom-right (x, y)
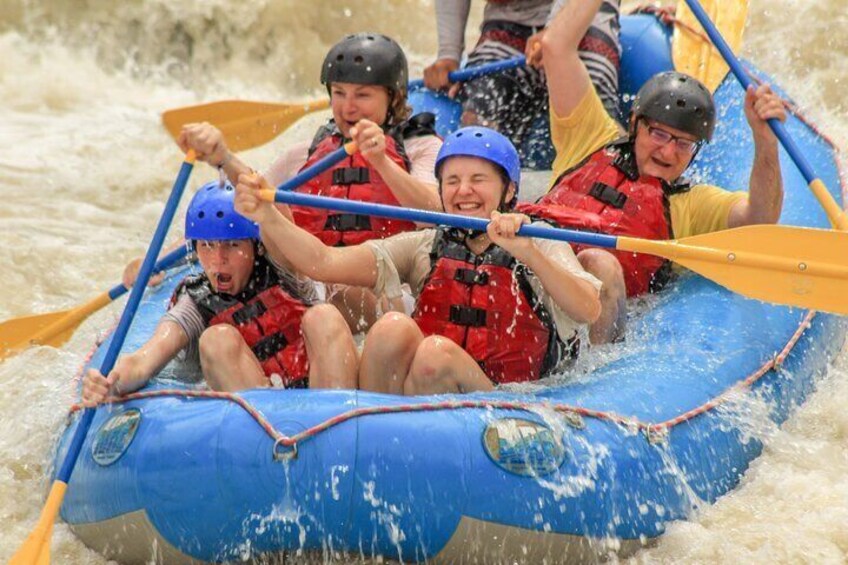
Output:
top-left (1, 0), bottom-right (846, 563)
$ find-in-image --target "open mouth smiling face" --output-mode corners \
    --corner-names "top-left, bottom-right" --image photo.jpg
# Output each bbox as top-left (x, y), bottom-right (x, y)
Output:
top-left (634, 119), bottom-right (699, 182)
top-left (440, 156), bottom-right (512, 219)
top-left (329, 82), bottom-right (391, 137)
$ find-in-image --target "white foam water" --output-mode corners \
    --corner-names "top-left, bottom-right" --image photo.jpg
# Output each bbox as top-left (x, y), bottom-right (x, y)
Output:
top-left (0, 0), bottom-right (845, 562)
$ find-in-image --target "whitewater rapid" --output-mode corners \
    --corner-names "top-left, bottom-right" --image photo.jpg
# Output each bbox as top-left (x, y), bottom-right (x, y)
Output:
top-left (1, 0), bottom-right (845, 562)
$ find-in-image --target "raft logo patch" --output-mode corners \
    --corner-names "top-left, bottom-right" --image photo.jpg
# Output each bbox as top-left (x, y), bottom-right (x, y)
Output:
top-left (483, 418), bottom-right (565, 477)
top-left (91, 408), bottom-right (141, 466)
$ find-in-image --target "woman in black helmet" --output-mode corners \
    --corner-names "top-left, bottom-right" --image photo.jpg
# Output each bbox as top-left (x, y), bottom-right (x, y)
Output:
top-left (519, 0), bottom-right (787, 344)
top-left (175, 33), bottom-right (443, 331)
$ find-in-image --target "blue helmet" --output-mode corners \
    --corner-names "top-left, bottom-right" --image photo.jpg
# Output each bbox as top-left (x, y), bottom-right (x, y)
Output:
top-left (435, 126), bottom-right (521, 189)
top-left (185, 181), bottom-right (260, 241)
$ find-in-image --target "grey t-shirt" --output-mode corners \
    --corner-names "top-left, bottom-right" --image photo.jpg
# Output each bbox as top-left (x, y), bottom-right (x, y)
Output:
top-left (162, 260), bottom-right (318, 366)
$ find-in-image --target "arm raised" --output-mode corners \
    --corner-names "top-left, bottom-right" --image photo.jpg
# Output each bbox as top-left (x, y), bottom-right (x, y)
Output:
top-left (728, 84), bottom-right (786, 228)
top-left (542, 0), bottom-right (605, 118)
top-left (487, 212), bottom-right (601, 324)
top-left (235, 172), bottom-right (378, 288)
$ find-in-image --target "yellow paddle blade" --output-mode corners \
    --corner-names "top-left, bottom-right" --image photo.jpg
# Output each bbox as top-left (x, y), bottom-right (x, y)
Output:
top-left (0, 291), bottom-right (112, 361)
top-left (162, 99), bottom-right (330, 153)
top-left (0, 310), bottom-right (73, 360)
top-left (672, 0), bottom-right (748, 92)
top-left (618, 224), bottom-right (848, 315)
top-left (9, 480), bottom-right (67, 565)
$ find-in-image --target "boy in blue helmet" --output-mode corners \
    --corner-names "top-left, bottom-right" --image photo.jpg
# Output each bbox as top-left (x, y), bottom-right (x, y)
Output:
top-left (82, 183), bottom-right (358, 405)
top-left (235, 127), bottom-right (602, 395)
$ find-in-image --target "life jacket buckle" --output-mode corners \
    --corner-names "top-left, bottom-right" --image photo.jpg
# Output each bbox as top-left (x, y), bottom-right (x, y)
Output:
top-left (332, 166), bottom-right (370, 185)
top-left (324, 213), bottom-right (372, 232)
top-left (454, 268), bottom-right (489, 285)
top-left (232, 300), bottom-right (268, 326)
top-left (588, 182), bottom-right (628, 209)
top-left (449, 305), bottom-right (487, 327)
top-left (252, 332), bottom-right (289, 362)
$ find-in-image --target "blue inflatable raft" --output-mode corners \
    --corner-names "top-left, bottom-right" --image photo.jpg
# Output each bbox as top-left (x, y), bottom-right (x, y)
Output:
top-left (54, 14), bottom-right (847, 564)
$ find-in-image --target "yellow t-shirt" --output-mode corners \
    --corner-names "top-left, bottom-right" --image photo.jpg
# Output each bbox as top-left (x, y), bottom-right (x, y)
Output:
top-left (548, 88), bottom-right (747, 238)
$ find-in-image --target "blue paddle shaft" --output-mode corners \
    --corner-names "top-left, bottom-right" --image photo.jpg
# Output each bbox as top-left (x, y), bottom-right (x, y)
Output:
top-left (273, 190), bottom-right (619, 249)
top-left (408, 56), bottom-right (527, 91)
top-left (683, 0), bottom-right (816, 184)
top-left (107, 245), bottom-right (190, 301)
top-left (58, 157), bottom-right (195, 484)
top-left (277, 146), bottom-right (350, 192)
top-left (104, 145), bottom-right (351, 306)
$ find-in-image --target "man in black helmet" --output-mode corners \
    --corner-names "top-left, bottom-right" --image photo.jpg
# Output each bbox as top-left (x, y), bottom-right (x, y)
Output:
top-left (518, 0), bottom-right (787, 344)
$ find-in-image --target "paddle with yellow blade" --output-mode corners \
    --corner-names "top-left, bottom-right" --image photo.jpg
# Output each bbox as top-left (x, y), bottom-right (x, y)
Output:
top-left (161, 56), bottom-right (528, 149)
top-left (9, 151), bottom-right (198, 565)
top-left (671, 0), bottom-right (748, 93)
top-left (0, 246), bottom-right (189, 362)
top-left (9, 142), bottom-right (359, 564)
top-left (259, 190), bottom-right (848, 316)
top-left (681, 0), bottom-right (848, 231)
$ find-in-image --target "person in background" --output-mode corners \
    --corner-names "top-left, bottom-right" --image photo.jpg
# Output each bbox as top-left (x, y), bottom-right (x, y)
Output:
top-left (128, 33), bottom-right (443, 332)
top-left (519, 0), bottom-right (787, 344)
top-left (83, 183), bottom-right (357, 406)
top-left (235, 127), bottom-right (601, 395)
top-left (423, 0), bottom-right (621, 168)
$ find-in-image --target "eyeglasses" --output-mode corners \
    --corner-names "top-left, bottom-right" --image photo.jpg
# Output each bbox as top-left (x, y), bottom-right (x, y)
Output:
top-left (641, 121), bottom-right (702, 155)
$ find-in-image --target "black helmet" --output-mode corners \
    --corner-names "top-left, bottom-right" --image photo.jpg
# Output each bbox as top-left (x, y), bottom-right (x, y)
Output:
top-left (631, 71), bottom-right (716, 142)
top-left (320, 33), bottom-right (408, 93)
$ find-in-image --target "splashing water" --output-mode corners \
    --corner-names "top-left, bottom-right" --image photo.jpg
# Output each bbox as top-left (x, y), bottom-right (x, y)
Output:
top-left (1, 0), bottom-right (846, 563)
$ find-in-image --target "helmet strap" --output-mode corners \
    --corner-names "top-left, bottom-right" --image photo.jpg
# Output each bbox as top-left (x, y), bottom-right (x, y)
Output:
top-left (497, 182), bottom-right (515, 212)
top-left (628, 117), bottom-right (642, 142)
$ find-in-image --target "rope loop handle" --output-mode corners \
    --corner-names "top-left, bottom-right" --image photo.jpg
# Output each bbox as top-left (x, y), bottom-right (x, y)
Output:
top-left (273, 438), bottom-right (298, 461)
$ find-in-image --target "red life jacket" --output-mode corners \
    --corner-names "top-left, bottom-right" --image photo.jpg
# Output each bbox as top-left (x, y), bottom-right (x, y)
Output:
top-left (518, 139), bottom-right (689, 297)
top-left (292, 114), bottom-right (436, 247)
top-left (412, 229), bottom-right (571, 384)
top-left (173, 257), bottom-right (310, 388)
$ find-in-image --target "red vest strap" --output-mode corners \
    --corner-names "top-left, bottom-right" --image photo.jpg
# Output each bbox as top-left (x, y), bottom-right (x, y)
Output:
top-left (518, 142), bottom-right (679, 297)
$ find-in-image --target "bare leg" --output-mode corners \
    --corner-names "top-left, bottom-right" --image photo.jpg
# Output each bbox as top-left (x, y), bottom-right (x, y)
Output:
top-left (358, 313), bottom-right (424, 394)
top-left (301, 304), bottom-right (359, 389)
top-left (329, 285), bottom-right (380, 333)
top-left (198, 324), bottom-right (267, 392)
top-left (577, 248), bottom-right (627, 344)
top-left (404, 335), bottom-right (494, 395)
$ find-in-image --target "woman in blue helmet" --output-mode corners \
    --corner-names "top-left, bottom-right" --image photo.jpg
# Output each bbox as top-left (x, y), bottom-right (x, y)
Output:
top-left (235, 127), bottom-right (601, 394)
top-left (82, 183), bottom-right (358, 405)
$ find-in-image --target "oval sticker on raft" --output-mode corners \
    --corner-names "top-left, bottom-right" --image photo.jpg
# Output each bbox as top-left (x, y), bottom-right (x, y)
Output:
top-left (91, 408), bottom-right (142, 466)
top-left (483, 418), bottom-right (565, 477)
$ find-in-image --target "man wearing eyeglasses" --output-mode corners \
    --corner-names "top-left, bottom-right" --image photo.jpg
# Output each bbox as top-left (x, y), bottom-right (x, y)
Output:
top-left (518, 0), bottom-right (786, 344)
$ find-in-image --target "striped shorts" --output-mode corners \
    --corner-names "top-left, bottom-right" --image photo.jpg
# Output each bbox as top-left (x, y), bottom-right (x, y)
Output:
top-left (459, 10), bottom-right (622, 166)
